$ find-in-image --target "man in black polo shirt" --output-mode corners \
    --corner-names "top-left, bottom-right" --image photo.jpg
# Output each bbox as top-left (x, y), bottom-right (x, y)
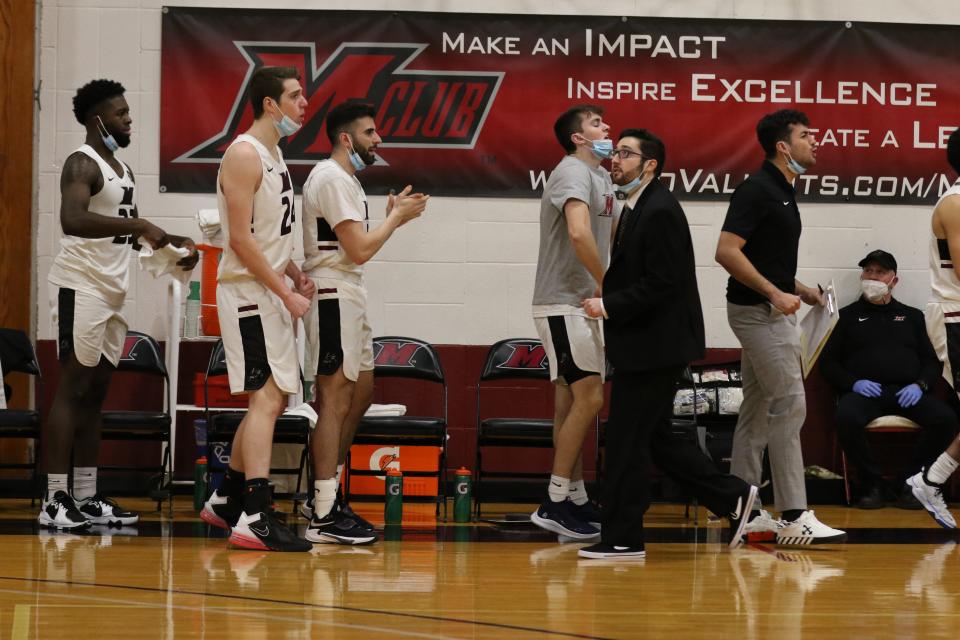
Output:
top-left (716, 109), bottom-right (846, 545)
top-left (820, 249), bottom-right (957, 510)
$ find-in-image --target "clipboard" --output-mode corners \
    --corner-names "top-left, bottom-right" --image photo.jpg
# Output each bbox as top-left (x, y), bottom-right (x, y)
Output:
top-left (799, 280), bottom-right (840, 379)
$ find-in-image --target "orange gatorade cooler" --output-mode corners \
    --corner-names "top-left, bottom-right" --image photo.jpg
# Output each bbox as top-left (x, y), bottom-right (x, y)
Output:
top-left (197, 244), bottom-right (222, 336)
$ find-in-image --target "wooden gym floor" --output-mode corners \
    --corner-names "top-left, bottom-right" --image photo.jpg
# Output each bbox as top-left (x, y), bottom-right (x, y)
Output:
top-left (0, 498), bottom-right (958, 639)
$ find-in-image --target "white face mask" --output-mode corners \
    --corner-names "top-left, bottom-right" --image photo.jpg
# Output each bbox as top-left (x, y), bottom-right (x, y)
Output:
top-left (861, 279), bottom-right (889, 302)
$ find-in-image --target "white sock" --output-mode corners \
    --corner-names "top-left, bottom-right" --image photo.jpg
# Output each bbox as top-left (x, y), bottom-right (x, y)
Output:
top-left (926, 453), bottom-right (960, 485)
top-left (335, 464), bottom-right (344, 486)
top-left (47, 473), bottom-right (69, 499)
top-left (73, 467), bottom-right (97, 501)
top-left (569, 480), bottom-right (588, 505)
top-left (548, 475), bottom-right (569, 503)
top-left (313, 478), bottom-right (338, 519)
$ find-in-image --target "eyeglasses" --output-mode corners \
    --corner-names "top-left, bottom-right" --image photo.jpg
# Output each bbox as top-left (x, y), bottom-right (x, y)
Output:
top-left (612, 149), bottom-right (646, 161)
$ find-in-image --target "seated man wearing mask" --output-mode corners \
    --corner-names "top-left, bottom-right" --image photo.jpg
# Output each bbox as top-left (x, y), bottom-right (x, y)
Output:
top-left (820, 250), bottom-right (958, 509)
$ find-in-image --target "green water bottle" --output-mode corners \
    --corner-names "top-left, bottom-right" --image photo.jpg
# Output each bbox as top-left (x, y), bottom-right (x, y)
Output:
top-left (194, 456), bottom-right (208, 511)
top-left (385, 468), bottom-right (403, 525)
top-left (454, 467), bottom-right (472, 523)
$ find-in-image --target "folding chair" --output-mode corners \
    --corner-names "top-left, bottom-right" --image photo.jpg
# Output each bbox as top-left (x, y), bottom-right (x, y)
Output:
top-left (474, 338), bottom-right (554, 519)
top-left (0, 328), bottom-right (42, 501)
top-left (351, 337), bottom-right (448, 517)
top-left (99, 331), bottom-right (173, 510)
top-left (840, 415), bottom-right (921, 505)
top-left (203, 339), bottom-right (311, 507)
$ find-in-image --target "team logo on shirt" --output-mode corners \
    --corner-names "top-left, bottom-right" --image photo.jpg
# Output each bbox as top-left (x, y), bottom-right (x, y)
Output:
top-left (601, 193), bottom-right (615, 217)
top-left (175, 42), bottom-right (504, 165)
top-left (894, 315), bottom-right (906, 321)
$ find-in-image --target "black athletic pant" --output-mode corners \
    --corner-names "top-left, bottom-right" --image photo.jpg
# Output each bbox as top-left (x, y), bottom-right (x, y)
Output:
top-left (835, 385), bottom-right (958, 490)
top-left (601, 366), bottom-right (749, 547)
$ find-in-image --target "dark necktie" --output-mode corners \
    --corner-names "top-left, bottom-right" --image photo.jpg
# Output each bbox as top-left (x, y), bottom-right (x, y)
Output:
top-left (615, 204), bottom-right (633, 249)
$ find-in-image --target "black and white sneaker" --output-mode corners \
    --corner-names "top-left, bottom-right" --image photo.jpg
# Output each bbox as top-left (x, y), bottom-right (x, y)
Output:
top-left (728, 485), bottom-right (759, 549)
top-left (570, 500), bottom-right (602, 529)
top-left (228, 511), bottom-right (312, 552)
top-left (531, 498), bottom-right (599, 540)
top-left (38, 491), bottom-right (91, 531)
top-left (76, 494), bottom-right (139, 526)
top-left (305, 509), bottom-right (378, 545)
top-left (301, 494), bottom-right (377, 533)
top-left (338, 499), bottom-right (376, 532)
top-left (776, 510), bottom-right (847, 546)
top-left (201, 490), bottom-right (242, 531)
top-left (577, 542), bottom-right (646, 560)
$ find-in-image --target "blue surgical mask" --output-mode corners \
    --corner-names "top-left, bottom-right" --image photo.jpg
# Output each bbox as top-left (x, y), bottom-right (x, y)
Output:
top-left (347, 136), bottom-right (371, 172)
top-left (96, 116), bottom-right (119, 152)
top-left (269, 100), bottom-right (301, 137)
top-left (590, 138), bottom-right (614, 160)
top-left (617, 176), bottom-right (642, 194)
top-left (349, 149), bottom-right (367, 172)
top-left (785, 152), bottom-right (807, 175)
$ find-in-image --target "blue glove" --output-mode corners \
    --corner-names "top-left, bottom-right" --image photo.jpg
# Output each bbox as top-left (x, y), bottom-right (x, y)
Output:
top-left (896, 383), bottom-right (923, 408)
top-left (852, 379), bottom-right (882, 398)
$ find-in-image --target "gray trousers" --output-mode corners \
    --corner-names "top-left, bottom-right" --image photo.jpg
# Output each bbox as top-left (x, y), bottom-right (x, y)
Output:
top-left (727, 302), bottom-right (807, 512)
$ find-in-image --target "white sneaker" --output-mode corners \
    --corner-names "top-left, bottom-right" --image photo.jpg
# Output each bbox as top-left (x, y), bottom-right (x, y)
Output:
top-left (38, 491), bottom-right (91, 531)
top-left (907, 471), bottom-right (957, 529)
top-left (741, 510), bottom-right (782, 542)
top-left (776, 510), bottom-right (846, 546)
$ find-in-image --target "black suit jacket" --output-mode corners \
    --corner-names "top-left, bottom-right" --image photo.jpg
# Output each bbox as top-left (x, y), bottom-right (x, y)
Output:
top-left (602, 179), bottom-right (706, 373)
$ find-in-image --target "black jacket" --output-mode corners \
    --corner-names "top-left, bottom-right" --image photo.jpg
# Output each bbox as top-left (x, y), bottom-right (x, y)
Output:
top-left (819, 296), bottom-right (942, 391)
top-left (602, 179), bottom-right (705, 373)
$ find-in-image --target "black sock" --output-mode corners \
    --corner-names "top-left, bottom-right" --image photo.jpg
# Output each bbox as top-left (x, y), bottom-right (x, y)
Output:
top-left (222, 467), bottom-right (246, 500)
top-left (242, 478), bottom-right (271, 516)
top-left (781, 509), bottom-right (804, 522)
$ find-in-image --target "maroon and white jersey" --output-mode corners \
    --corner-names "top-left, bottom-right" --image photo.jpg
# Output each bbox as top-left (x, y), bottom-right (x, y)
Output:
top-left (216, 134), bottom-right (295, 283)
top-left (48, 145), bottom-right (137, 306)
top-left (930, 177), bottom-right (960, 304)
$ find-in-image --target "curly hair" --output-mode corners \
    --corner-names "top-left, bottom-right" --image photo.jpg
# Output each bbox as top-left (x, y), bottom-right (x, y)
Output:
top-left (72, 79), bottom-right (126, 125)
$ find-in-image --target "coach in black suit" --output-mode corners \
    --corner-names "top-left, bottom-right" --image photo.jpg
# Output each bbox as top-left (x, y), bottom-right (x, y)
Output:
top-left (579, 129), bottom-right (756, 560)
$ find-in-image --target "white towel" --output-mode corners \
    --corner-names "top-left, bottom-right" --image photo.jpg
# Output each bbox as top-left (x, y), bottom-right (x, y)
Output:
top-left (284, 402), bottom-right (319, 429)
top-left (197, 209), bottom-right (223, 247)
top-left (364, 403), bottom-right (407, 417)
top-left (138, 241), bottom-right (193, 283)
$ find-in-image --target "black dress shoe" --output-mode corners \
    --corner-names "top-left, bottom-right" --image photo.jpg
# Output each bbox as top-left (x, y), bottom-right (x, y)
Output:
top-left (895, 485), bottom-right (924, 510)
top-left (856, 486), bottom-right (885, 510)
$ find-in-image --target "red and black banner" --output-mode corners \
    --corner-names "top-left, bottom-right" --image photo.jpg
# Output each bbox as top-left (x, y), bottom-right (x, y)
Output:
top-left (161, 7), bottom-right (960, 203)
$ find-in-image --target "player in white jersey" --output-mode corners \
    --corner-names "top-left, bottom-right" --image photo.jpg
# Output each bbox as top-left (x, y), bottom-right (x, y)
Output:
top-left (40, 79), bottom-right (198, 531)
top-left (199, 67), bottom-right (314, 552)
top-left (908, 128), bottom-right (960, 529)
top-left (298, 102), bottom-right (428, 544)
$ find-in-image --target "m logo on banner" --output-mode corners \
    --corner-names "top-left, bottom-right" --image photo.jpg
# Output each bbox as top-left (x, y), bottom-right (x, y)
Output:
top-left (175, 42), bottom-right (504, 165)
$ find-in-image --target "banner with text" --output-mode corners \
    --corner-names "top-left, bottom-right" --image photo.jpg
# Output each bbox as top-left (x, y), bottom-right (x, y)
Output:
top-left (161, 7), bottom-right (960, 203)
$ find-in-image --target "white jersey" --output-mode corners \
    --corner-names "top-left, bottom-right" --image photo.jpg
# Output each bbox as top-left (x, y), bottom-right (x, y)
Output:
top-left (930, 177), bottom-right (960, 303)
top-left (216, 134), bottom-right (295, 282)
top-left (301, 159), bottom-right (368, 278)
top-left (48, 145), bottom-right (137, 306)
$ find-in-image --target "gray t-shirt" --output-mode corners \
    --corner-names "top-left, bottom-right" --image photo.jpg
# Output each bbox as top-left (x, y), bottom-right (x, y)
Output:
top-left (532, 155), bottom-right (615, 308)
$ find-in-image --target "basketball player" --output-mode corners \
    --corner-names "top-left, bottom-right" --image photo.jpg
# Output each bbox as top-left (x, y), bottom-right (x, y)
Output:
top-left (200, 66), bottom-right (314, 552)
top-left (300, 102), bottom-right (428, 545)
top-left (908, 128), bottom-right (960, 529)
top-left (41, 79), bottom-right (198, 530)
top-left (530, 105), bottom-right (615, 540)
